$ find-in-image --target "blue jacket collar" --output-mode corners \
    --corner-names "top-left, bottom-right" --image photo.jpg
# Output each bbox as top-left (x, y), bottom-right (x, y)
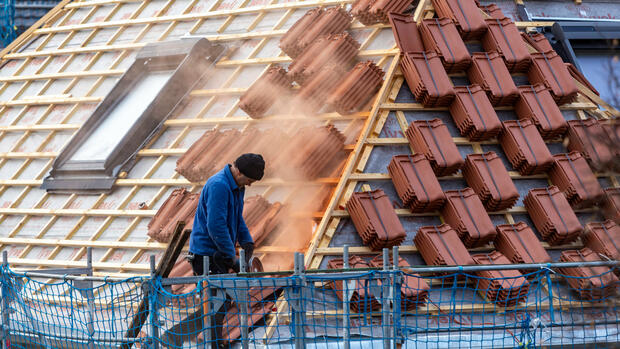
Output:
top-left (224, 164), bottom-right (239, 190)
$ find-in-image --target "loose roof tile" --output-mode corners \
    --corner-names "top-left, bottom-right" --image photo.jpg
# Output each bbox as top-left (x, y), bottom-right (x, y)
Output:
top-left (346, 189), bottom-right (407, 250)
top-left (524, 186), bottom-right (583, 245)
top-left (388, 154), bottom-right (445, 212)
top-left (240, 67), bottom-right (292, 119)
top-left (549, 152), bottom-right (604, 208)
top-left (279, 7), bottom-right (324, 58)
top-left (419, 18), bottom-right (471, 73)
top-left (602, 188), bottom-right (620, 225)
top-left (222, 287), bottom-right (279, 342)
top-left (147, 188), bottom-right (198, 243)
top-left (327, 256), bottom-right (382, 312)
top-left (327, 61), bottom-right (385, 115)
top-left (442, 188), bottom-right (496, 247)
top-left (482, 18), bottom-right (531, 72)
top-left (450, 85), bottom-right (502, 141)
top-left (515, 84), bottom-right (567, 140)
top-left (521, 32), bottom-right (554, 54)
top-left (583, 220), bottom-right (620, 261)
top-left (369, 255), bottom-right (430, 310)
top-left (529, 51), bottom-right (578, 104)
top-left (499, 119), bottom-right (554, 175)
top-left (468, 52), bottom-right (518, 106)
top-left (243, 195), bottom-right (284, 248)
top-left (351, 0), bottom-right (412, 25)
top-left (388, 13), bottom-right (425, 53)
top-left (295, 65), bottom-right (348, 114)
top-left (479, 4), bottom-right (505, 19)
top-left (495, 222), bottom-right (551, 266)
top-left (567, 118), bottom-right (615, 171)
top-left (431, 0), bottom-right (487, 40)
top-left (414, 224), bottom-right (476, 266)
top-left (401, 51), bottom-right (455, 107)
top-left (176, 129), bottom-right (241, 183)
top-left (558, 248), bottom-right (619, 301)
top-left (471, 251), bottom-right (530, 307)
top-left (405, 118), bottom-right (463, 176)
top-left (462, 152), bottom-right (519, 211)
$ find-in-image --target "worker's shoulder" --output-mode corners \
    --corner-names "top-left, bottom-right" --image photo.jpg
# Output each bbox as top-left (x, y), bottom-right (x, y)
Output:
top-left (205, 171), bottom-right (231, 191)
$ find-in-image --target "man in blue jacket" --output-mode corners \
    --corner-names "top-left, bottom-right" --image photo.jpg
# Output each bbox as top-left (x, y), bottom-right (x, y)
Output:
top-left (164, 153), bottom-right (265, 348)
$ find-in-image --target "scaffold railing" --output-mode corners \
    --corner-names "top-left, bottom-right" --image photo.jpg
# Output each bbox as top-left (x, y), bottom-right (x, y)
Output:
top-left (1, 248), bottom-right (619, 349)
top-left (0, 0), bottom-right (15, 47)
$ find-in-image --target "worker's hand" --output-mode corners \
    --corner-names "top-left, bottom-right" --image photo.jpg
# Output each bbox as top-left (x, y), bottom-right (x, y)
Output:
top-left (241, 242), bottom-right (254, 265)
top-left (232, 259), bottom-right (240, 273)
top-left (213, 251), bottom-right (237, 274)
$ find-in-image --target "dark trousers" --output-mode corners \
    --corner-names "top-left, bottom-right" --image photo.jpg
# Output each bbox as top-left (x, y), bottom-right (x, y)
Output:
top-left (163, 255), bottom-right (231, 348)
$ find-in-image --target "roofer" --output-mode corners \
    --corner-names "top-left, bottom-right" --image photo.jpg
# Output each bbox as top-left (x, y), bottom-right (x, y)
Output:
top-left (164, 153), bottom-right (265, 348)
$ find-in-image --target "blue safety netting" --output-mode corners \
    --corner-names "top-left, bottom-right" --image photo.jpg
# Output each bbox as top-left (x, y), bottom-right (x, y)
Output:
top-left (0, 0), bottom-right (15, 47)
top-left (1, 263), bottom-right (619, 348)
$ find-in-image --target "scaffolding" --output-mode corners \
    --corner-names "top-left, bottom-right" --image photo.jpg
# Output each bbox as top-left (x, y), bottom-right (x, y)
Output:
top-left (0, 0), bottom-right (15, 47)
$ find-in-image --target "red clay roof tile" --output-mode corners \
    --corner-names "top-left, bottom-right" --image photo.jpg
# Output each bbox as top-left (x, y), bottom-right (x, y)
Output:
top-left (482, 18), bottom-right (531, 72)
top-left (388, 13), bottom-right (425, 53)
top-left (602, 188), bottom-right (620, 225)
top-left (528, 51), bottom-right (578, 104)
top-left (441, 188), bottom-right (496, 247)
top-left (471, 251), bottom-right (530, 307)
top-left (521, 32), bottom-right (553, 54)
top-left (450, 85), bottom-right (502, 140)
top-left (565, 62), bottom-right (599, 95)
top-left (583, 220), bottom-right (620, 261)
top-left (468, 52), bottom-right (518, 106)
top-left (495, 222), bottom-right (551, 265)
top-left (147, 188), bottom-right (198, 243)
top-left (243, 195), bottom-right (284, 247)
top-left (549, 151), bottom-right (604, 208)
top-left (567, 118), bottom-right (615, 171)
top-left (431, 0), bottom-right (488, 40)
top-left (405, 118), bottom-right (463, 176)
top-left (327, 256), bottom-right (382, 312)
top-left (499, 119), bottom-right (553, 175)
top-left (327, 61), bottom-right (385, 115)
top-left (414, 224), bottom-right (475, 266)
top-left (176, 129), bottom-right (241, 183)
top-left (462, 152), bottom-right (519, 211)
top-left (515, 84), bottom-right (567, 139)
top-left (279, 7), bottom-right (324, 58)
top-left (419, 18), bottom-right (471, 73)
top-left (240, 67), bottom-right (292, 119)
top-left (558, 248), bottom-right (619, 301)
top-left (401, 51), bottom-right (455, 107)
top-left (369, 255), bottom-right (430, 310)
top-left (352, 0), bottom-right (412, 25)
top-left (388, 154), bottom-right (445, 212)
top-left (294, 65), bottom-right (347, 114)
top-left (524, 186), bottom-right (583, 245)
top-left (479, 4), bottom-right (505, 19)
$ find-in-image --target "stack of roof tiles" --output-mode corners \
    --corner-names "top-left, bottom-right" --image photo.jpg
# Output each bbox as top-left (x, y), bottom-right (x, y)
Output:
top-left (602, 122), bottom-right (620, 161)
top-left (528, 51), bottom-right (578, 104)
top-left (327, 61), bottom-right (385, 115)
top-left (567, 118), bottom-right (615, 171)
top-left (524, 186), bottom-right (583, 245)
top-left (222, 287), bottom-right (278, 342)
top-left (279, 7), bottom-right (351, 58)
top-left (176, 129), bottom-right (240, 183)
top-left (388, 13), bottom-right (425, 52)
top-left (558, 248), bottom-right (619, 301)
top-left (295, 65), bottom-right (347, 114)
top-left (462, 152), bottom-right (519, 211)
top-left (351, 0), bottom-right (412, 25)
top-left (472, 251), bottom-right (530, 307)
top-left (441, 188), bottom-right (496, 247)
top-left (499, 119), bottom-right (554, 175)
top-left (287, 32), bottom-right (359, 85)
top-left (401, 51), bottom-right (455, 107)
top-left (582, 220), bottom-right (620, 261)
top-left (468, 52), bottom-right (518, 106)
top-left (515, 84), bottom-right (567, 139)
top-left (565, 62), bottom-right (599, 95)
top-left (449, 85), bottom-right (502, 141)
top-left (387, 154), bottom-right (445, 212)
top-left (494, 222), bottom-right (551, 267)
top-left (549, 152), bottom-right (604, 207)
top-left (431, 0), bottom-right (487, 39)
top-left (482, 18), bottom-right (531, 72)
top-left (602, 188), bottom-right (620, 224)
top-left (479, 4), bottom-right (505, 19)
top-left (369, 255), bottom-right (430, 310)
top-left (414, 224), bottom-right (475, 266)
top-left (327, 256), bottom-right (382, 312)
top-left (405, 119), bottom-right (463, 176)
top-left (239, 67), bottom-right (292, 119)
top-left (419, 18), bottom-right (471, 73)
top-left (243, 195), bottom-right (284, 247)
top-left (521, 32), bottom-right (553, 53)
top-left (147, 188), bottom-right (198, 243)
top-left (346, 189), bottom-right (406, 250)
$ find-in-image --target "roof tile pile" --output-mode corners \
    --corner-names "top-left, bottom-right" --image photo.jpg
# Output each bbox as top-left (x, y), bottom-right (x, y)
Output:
top-left (462, 152), bottom-right (519, 211)
top-left (431, 0), bottom-right (487, 39)
top-left (176, 129), bottom-right (240, 183)
top-left (327, 256), bottom-right (381, 312)
top-left (479, 4), bottom-right (505, 19)
top-left (602, 123), bottom-right (620, 160)
top-left (549, 152), bottom-right (603, 208)
top-left (602, 188), bottom-right (620, 224)
top-left (449, 85), bottom-right (502, 141)
top-left (414, 224), bottom-right (475, 266)
top-left (222, 287), bottom-right (278, 342)
top-left (388, 154), bottom-right (445, 212)
top-left (494, 222), bottom-right (551, 266)
top-left (419, 18), bottom-right (471, 73)
top-left (295, 65), bottom-right (347, 114)
top-left (405, 119), bottom-right (463, 176)
top-left (515, 84), bottom-right (567, 139)
top-left (369, 255), bottom-right (430, 310)
top-left (471, 251), bottom-right (530, 307)
top-left (499, 119), bottom-right (553, 175)
top-left (565, 62), bottom-right (599, 95)
top-left (147, 188), bottom-right (198, 243)
top-left (346, 189), bottom-right (406, 250)
top-left (388, 13), bottom-right (425, 52)
top-left (558, 248), bottom-right (619, 301)
top-left (468, 52), bottom-right (518, 106)
top-left (582, 220), bottom-right (620, 261)
top-left (528, 51), bottom-right (578, 104)
top-left (239, 67), bottom-right (292, 119)
top-left (351, 0), bottom-right (412, 25)
top-left (243, 195), bottom-right (284, 247)
top-left (521, 32), bottom-right (553, 53)
top-left (287, 32), bottom-right (359, 85)
top-left (401, 51), bottom-right (455, 107)
top-left (327, 61), bottom-right (385, 115)
top-left (441, 188), bottom-right (496, 247)
top-left (567, 118), bottom-right (615, 171)
top-left (482, 18), bottom-right (531, 72)
top-left (279, 7), bottom-right (351, 58)
top-left (524, 186), bottom-right (583, 245)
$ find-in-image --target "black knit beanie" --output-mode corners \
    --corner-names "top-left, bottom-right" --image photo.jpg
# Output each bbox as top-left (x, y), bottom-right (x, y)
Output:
top-left (235, 153), bottom-right (265, 180)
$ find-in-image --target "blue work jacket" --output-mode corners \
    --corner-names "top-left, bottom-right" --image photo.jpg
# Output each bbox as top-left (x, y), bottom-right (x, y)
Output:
top-left (189, 165), bottom-right (253, 258)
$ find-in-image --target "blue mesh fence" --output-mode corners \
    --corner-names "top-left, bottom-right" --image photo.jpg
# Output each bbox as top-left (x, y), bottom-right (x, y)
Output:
top-left (1, 259), bottom-right (619, 348)
top-left (0, 0), bottom-right (15, 47)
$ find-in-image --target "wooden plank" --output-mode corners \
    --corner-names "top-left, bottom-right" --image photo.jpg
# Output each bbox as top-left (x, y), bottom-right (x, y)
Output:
top-left (380, 102), bottom-right (598, 111)
top-left (0, 237), bottom-right (167, 249)
top-left (0, 70), bottom-right (123, 82)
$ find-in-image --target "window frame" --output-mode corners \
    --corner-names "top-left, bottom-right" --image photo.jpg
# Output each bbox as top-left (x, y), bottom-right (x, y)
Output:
top-left (42, 38), bottom-right (224, 193)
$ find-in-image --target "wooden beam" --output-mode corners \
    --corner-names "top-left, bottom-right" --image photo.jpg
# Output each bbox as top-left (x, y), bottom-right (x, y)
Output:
top-left (0, 237), bottom-right (167, 249)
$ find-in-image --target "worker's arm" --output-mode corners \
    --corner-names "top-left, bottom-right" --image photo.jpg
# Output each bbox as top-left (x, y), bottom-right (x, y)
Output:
top-left (206, 182), bottom-right (236, 259)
